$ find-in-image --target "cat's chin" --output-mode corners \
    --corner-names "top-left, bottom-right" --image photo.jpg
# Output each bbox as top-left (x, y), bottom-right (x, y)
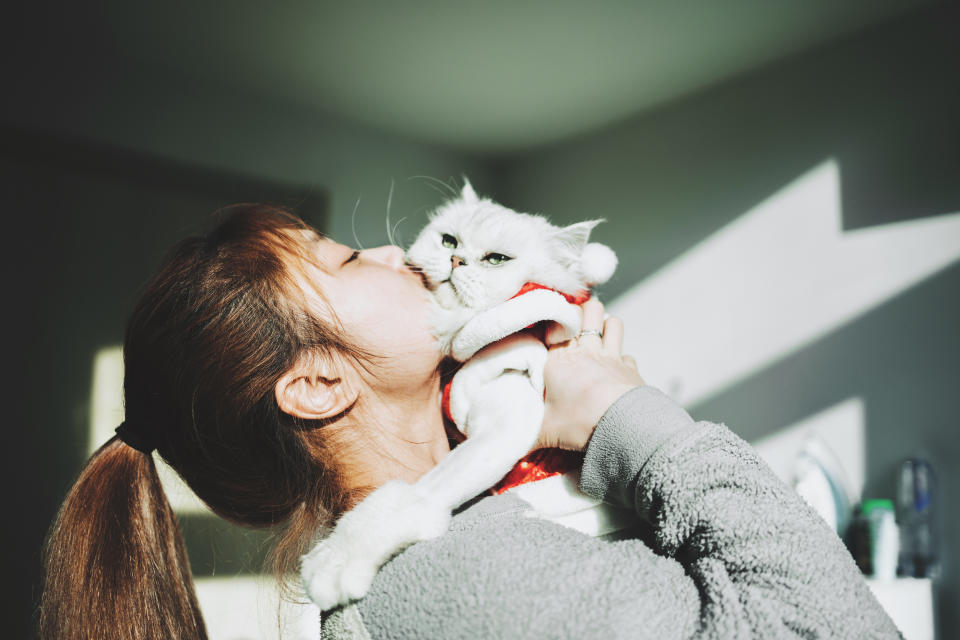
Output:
top-left (429, 302), bottom-right (475, 357)
top-left (433, 280), bottom-right (464, 310)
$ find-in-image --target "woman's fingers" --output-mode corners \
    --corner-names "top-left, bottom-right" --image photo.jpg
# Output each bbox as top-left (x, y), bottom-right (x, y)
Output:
top-left (578, 299), bottom-right (605, 348)
top-left (548, 300), bottom-right (627, 353)
top-left (543, 320), bottom-right (570, 347)
top-left (602, 316), bottom-right (623, 354)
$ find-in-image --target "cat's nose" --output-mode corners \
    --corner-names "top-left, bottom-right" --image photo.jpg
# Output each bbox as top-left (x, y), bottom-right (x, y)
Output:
top-left (451, 255), bottom-right (466, 269)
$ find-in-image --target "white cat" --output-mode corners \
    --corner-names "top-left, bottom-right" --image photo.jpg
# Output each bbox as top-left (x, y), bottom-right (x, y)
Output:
top-left (301, 181), bottom-right (617, 610)
top-left (406, 180), bottom-right (616, 356)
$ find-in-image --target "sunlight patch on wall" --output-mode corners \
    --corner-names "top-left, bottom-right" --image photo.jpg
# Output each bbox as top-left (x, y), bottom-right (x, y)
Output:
top-left (88, 345), bottom-right (210, 514)
top-left (195, 576), bottom-right (319, 640)
top-left (609, 159), bottom-right (960, 407)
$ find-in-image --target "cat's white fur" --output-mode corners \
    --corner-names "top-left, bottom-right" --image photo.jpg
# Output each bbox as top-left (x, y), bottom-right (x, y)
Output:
top-left (301, 181), bottom-right (616, 610)
top-left (405, 179), bottom-right (615, 353)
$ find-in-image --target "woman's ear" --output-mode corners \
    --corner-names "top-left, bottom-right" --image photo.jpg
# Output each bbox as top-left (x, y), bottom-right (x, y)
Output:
top-left (274, 351), bottom-right (360, 421)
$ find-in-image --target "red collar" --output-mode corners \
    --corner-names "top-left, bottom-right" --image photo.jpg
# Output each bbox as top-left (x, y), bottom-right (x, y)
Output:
top-left (493, 448), bottom-right (583, 494)
top-left (509, 281), bottom-right (591, 306)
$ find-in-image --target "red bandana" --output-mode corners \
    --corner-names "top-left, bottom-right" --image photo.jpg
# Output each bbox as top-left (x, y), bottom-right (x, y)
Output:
top-left (443, 282), bottom-right (589, 493)
top-left (509, 281), bottom-right (591, 306)
top-left (493, 448), bottom-right (584, 494)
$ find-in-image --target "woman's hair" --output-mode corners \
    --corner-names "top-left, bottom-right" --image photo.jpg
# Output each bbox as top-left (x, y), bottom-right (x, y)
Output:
top-left (39, 204), bottom-right (365, 640)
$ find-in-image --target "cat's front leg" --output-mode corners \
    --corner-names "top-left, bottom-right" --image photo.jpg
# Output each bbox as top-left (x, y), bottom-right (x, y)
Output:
top-left (300, 480), bottom-right (450, 610)
top-left (416, 370), bottom-right (545, 510)
top-left (446, 332), bottom-right (547, 435)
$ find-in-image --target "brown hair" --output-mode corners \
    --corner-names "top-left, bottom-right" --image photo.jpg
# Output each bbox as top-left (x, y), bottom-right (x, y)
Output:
top-left (39, 204), bottom-right (364, 640)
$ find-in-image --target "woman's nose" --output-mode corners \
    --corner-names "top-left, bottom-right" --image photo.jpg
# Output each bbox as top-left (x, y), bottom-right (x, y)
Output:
top-left (363, 245), bottom-right (406, 270)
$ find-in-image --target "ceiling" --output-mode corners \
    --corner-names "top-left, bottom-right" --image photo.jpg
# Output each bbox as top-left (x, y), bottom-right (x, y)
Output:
top-left (20, 1), bottom-right (932, 153)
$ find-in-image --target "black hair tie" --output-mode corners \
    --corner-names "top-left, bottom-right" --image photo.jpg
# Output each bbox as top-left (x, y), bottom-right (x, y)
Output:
top-left (115, 421), bottom-right (156, 454)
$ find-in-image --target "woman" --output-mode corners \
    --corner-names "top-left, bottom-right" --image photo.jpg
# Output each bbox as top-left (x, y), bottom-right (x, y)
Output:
top-left (39, 204), bottom-right (898, 639)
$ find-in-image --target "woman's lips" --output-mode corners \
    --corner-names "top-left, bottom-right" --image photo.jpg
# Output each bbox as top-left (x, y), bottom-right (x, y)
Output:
top-left (404, 261), bottom-right (431, 289)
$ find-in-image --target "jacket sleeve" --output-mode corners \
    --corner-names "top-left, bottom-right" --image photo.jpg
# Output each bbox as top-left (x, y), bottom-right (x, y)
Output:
top-left (580, 386), bottom-right (901, 639)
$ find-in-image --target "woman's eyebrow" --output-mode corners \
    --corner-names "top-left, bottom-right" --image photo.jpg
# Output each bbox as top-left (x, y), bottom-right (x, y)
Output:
top-left (309, 237), bottom-right (352, 271)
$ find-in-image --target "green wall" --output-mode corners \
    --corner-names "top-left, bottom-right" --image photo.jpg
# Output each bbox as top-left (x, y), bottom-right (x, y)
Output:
top-left (496, 7), bottom-right (959, 636)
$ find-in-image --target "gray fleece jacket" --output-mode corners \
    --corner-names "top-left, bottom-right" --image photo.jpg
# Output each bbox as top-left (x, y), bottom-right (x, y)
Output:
top-left (323, 386), bottom-right (900, 639)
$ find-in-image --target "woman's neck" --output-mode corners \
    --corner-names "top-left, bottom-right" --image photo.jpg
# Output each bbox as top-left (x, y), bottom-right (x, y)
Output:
top-left (351, 373), bottom-right (451, 486)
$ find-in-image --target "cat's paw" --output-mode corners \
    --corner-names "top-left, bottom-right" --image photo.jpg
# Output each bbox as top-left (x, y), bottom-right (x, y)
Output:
top-left (301, 538), bottom-right (369, 610)
top-left (300, 480), bottom-right (451, 610)
top-left (301, 535), bottom-right (402, 610)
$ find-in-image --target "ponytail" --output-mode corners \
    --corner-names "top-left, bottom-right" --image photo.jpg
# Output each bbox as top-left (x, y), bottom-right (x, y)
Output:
top-left (39, 438), bottom-right (207, 640)
top-left (39, 204), bottom-right (364, 635)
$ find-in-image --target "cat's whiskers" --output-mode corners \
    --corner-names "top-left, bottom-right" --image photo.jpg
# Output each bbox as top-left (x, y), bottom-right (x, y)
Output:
top-left (350, 196), bottom-right (366, 250)
top-left (406, 174), bottom-right (458, 199)
top-left (384, 179), bottom-right (396, 246)
top-left (391, 215), bottom-right (407, 248)
top-left (382, 178), bottom-right (413, 249)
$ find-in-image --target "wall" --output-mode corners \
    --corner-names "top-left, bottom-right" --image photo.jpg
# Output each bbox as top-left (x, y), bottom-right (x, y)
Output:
top-left (496, 5), bottom-right (959, 636)
top-left (1, 54), bottom-right (491, 639)
top-left (4, 4), bottom-right (957, 637)
top-left (0, 49), bottom-right (495, 245)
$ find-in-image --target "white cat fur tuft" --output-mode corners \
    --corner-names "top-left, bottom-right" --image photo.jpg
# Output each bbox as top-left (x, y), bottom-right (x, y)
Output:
top-left (579, 242), bottom-right (617, 286)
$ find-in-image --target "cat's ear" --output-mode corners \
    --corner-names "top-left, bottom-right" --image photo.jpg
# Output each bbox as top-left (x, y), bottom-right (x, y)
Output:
top-left (460, 177), bottom-right (479, 203)
top-left (552, 219), bottom-right (603, 254)
top-left (554, 220), bottom-right (617, 285)
top-left (275, 351), bottom-right (360, 421)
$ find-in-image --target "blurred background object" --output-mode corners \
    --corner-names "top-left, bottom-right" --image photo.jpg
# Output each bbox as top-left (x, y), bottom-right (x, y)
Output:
top-left (2, 2), bottom-right (957, 638)
top-left (898, 457), bottom-right (940, 579)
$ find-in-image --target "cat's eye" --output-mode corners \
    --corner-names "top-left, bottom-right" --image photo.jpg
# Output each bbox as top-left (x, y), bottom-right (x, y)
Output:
top-left (482, 253), bottom-right (512, 266)
top-left (441, 233), bottom-right (458, 249)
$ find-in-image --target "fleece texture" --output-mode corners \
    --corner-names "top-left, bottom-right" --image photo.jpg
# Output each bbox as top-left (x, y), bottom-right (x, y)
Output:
top-left (322, 387), bottom-right (900, 640)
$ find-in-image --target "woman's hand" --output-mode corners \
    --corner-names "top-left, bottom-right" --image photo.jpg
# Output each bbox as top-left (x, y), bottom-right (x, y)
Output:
top-left (536, 299), bottom-right (645, 452)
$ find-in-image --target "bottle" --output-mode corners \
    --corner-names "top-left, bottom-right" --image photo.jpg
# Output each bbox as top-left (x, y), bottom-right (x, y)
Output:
top-left (861, 499), bottom-right (899, 580)
top-left (896, 457), bottom-right (939, 578)
top-left (845, 504), bottom-right (872, 575)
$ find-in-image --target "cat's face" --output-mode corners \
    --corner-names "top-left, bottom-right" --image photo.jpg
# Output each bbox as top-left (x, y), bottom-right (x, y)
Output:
top-left (406, 182), bottom-right (607, 310)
